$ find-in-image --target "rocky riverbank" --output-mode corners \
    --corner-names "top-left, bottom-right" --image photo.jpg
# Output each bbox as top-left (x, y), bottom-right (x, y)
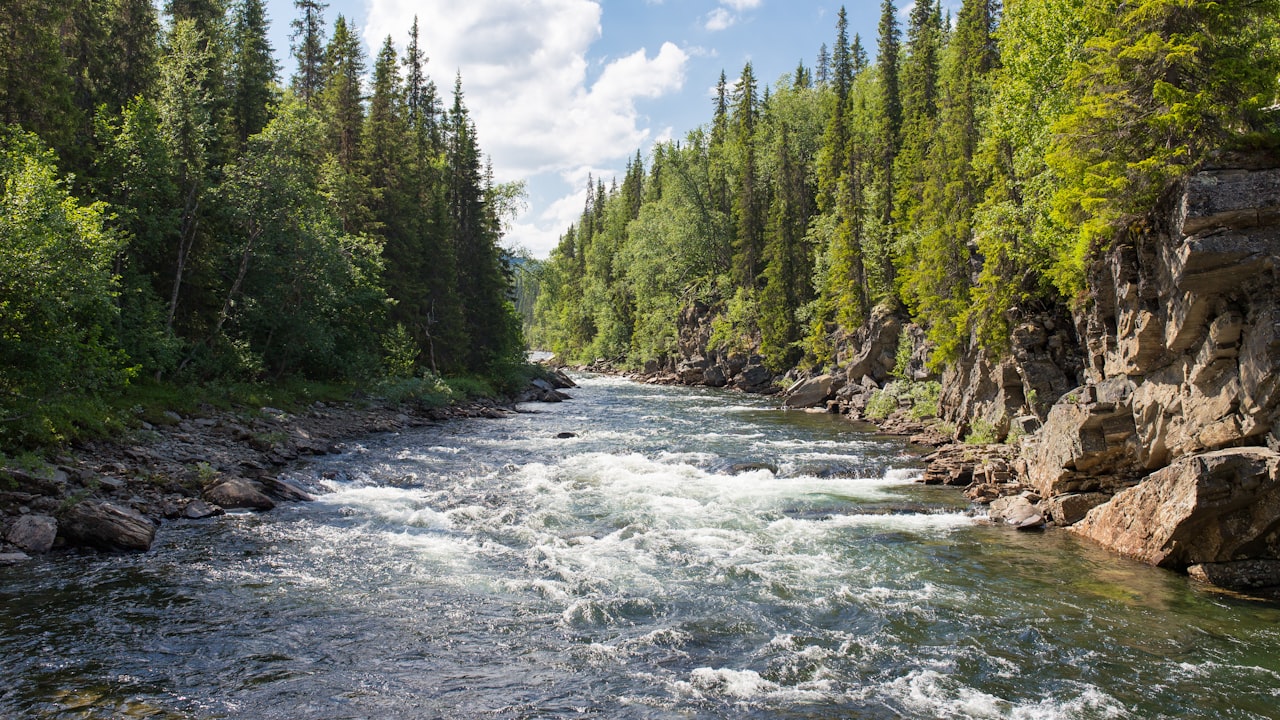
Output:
top-left (564, 155), bottom-right (1280, 596)
top-left (0, 372), bottom-right (578, 562)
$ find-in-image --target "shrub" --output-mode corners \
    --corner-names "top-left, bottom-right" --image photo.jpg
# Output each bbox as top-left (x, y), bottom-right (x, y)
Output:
top-left (964, 417), bottom-right (1000, 445)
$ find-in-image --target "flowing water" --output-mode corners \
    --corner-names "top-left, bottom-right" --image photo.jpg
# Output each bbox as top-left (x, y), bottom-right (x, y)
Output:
top-left (3, 375), bottom-right (1280, 719)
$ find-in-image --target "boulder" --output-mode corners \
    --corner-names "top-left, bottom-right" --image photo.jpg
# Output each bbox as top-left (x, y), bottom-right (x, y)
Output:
top-left (988, 495), bottom-right (1045, 529)
top-left (1, 465), bottom-right (69, 496)
top-left (1021, 379), bottom-right (1146, 497)
top-left (1042, 492), bottom-right (1111, 527)
top-left (261, 475), bottom-right (315, 502)
top-left (703, 365), bottom-right (728, 388)
top-left (1187, 560), bottom-right (1280, 589)
top-left (59, 500), bottom-right (156, 552)
top-left (1070, 448), bottom-right (1280, 571)
top-left (735, 364), bottom-right (773, 392)
top-left (182, 499), bottom-right (224, 520)
top-left (0, 552), bottom-right (31, 564)
top-left (204, 477), bottom-right (276, 511)
top-left (784, 375), bottom-right (836, 409)
top-left (4, 514), bottom-right (57, 554)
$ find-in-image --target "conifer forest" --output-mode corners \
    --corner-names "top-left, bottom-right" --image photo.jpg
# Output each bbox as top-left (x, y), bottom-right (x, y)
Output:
top-left (530, 0), bottom-right (1280, 373)
top-left (1, 0), bottom-right (524, 448)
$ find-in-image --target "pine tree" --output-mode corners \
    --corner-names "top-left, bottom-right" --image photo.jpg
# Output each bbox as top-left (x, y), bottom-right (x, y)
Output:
top-left (228, 0), bottom-right (277, 148)
top-left (901, 0), bottom-right (1000, 362)
top-left (874, 0), bottom-right (902, 295)
top-left (730, 62), bottom-right (763, 291)
top-left (290, 0), bottom-right (326, 105)
top-left (0, 1), bottom-right (77, 154)
top-left (99, 0), bottom-right (162, 112)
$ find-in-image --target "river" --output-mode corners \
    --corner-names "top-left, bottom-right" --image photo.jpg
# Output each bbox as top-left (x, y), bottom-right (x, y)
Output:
top-left (3, 375), bottom-right (1279, 719)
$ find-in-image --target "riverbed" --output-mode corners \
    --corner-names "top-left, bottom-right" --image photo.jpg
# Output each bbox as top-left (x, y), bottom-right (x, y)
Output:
top-left (3, 375), bottom-right (1279, 718)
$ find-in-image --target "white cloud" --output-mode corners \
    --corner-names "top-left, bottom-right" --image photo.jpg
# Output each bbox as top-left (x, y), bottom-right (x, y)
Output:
top-left (705, 7), bottom-right (735, 31)
top-left (364, 0), bottom-right (689, 256)
top-left (721, 0), bottom-right (762, 9)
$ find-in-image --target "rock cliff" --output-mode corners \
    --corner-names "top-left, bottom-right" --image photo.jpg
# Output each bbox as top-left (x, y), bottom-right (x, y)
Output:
top-left (1018, 159), bottom-right (1280, 588)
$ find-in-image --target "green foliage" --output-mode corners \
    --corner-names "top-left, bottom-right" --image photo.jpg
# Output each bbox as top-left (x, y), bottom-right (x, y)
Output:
top-left (864, 389), bottom-right (900, 420)
top-left (964, 416), bottom-right (999, 445)
top-left (0, 128), bottom-right (132, 447)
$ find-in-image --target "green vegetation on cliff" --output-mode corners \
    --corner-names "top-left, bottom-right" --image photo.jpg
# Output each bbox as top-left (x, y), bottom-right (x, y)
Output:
top-left (0, 0), bottom-right (525, 449)
top-left (531, 0), bottom-right (1280, 370)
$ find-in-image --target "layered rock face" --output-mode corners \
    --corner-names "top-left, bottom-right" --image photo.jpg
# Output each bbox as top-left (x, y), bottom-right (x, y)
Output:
top-left (1023, 160), bottom-right (1280, 587)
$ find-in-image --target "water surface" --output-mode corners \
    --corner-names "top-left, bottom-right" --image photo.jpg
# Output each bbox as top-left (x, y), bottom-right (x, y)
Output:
top-left (3, 375), bottom-right (1279, 718)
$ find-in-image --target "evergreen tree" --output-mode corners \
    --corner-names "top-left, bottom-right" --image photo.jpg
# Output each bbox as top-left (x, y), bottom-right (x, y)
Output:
top-left (290, 0), bottom-right (327, 105)
top-left (228, 0), bottom-right (277, 148)
top-left (730, 62), bottom-right (764, 291)
top-left (0, 1), bottom-right (76, 154)
top-left (874, 0), bottom-right (903, 294)
top-left (900, 0), bottom-right (1000, 362)
top-left (99, 0), bottom-right (162, 112)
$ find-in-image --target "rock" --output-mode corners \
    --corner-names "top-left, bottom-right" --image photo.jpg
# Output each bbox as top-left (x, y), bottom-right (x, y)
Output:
top-left (4, 514), bottom-right (57, 554)
top-left (1, 465), bottom-right (69, 496)
top-left (59, 500), bottom-right (157, 551)
top-left (531, 378), bottom-right (555, 392)
top-left (1178, 166), bottom-right (1280, 236)
top-left (735, 364), bottom-right (773, 392)
top-left (204, 477), bottom-right (276, 511)
top-left (555, 432), bottom-right (578, 439)
top-left (1187, 560), bottom-right (1280, 589)
top-left (1042, 492), bottom-right (1111, 526)
top-left (182, 499), bottom-right (224, 519)
top-left (1021, 379), bottom-right (1146, 497)
top-left (784, 375), bottom-right (836, 409)
top-left (1071, 448), bottom-right (1280, 570)
top-left (261, 475), bottom-right (315, 502)
top-left (988, 495), bottom-right (1045, 529)
top-left (703, 365), bottom-right (728, 388)
top-left (0, 552), bottom-right (31, 564)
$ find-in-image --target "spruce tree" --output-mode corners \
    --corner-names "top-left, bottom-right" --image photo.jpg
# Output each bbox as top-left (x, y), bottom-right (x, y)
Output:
top-left (730, 62), bottom-right (763, 291)
top-left (290, 0), bottom-right (326, 105)
top-left (228, 0), bottom-right (277, 148)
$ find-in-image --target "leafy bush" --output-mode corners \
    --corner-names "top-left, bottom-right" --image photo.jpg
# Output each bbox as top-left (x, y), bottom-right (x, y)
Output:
top-left (864, 389), bottom-right (900, 420)
top-left (964, 417), bottom-right (1000, 445)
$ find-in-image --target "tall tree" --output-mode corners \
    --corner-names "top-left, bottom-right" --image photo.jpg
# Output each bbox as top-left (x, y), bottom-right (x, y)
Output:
top-left (874, 0), bottom-right (903, 295)
top-left (730, 62), bottom-right (764, 291)
top-left (290, 0), bottom-right (326, 105)
top-left (0, 1), bottom-right (76, 154)
top-left (228, 0), bottom-right (277, 147)
top-left (900, 0), bottom-right (1000, 362)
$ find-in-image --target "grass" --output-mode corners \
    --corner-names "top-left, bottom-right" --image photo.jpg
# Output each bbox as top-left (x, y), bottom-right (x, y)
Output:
top-left (3, 361), bottom-right (548, 455)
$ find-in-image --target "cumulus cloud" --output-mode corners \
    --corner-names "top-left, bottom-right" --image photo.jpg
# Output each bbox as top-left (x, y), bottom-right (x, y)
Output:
top-left (705, 8), bottom-right (735, 31)
top-left (364, 0), bottom-right (686, 180)
top-left (364, 0), bottom-right (688, 255)
top-left (705, 0), bottom-right (762, 33)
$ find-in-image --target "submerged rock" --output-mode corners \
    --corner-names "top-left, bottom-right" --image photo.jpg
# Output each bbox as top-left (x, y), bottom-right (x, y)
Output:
top-left (59, 500), bottom-right (157, 551)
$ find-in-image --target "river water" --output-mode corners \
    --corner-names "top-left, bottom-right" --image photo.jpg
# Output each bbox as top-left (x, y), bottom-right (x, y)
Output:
top-left (3, 375), bottom-right (1280, 719)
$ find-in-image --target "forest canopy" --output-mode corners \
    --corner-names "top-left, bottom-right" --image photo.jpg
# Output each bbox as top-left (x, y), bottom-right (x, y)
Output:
top-left (0, 0), bottom-right (525, 447)
top-left (531, 0), bottom-right (1280, 370)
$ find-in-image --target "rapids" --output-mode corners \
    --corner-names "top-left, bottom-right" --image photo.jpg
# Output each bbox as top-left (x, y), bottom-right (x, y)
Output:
top-left (3, 375), bottom-right (1280, 718)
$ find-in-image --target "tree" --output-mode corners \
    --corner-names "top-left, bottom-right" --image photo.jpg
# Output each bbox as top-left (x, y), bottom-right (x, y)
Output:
top-left (0, 128), bottom-right (128, 446)
top-left (900, 0), bottom-right (1000, 363)
top-left (228, 0), bottom-right (277, 148)
top-left (0, 1), bottom-right (76, 155)
top-left (1048, 0), bottom-right (1280, 293)
top-left (290, 0), bottom-right (327, 105)
top-left (730, 62), bottom-right (764, 292)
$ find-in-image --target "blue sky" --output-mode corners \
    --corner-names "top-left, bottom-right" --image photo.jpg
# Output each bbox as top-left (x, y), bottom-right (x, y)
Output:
top-left (260, 1), bottom-right (903, 257)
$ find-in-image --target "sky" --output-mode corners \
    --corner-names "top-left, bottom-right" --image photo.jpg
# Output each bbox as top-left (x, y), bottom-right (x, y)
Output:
top-left (261, 0), bottom-right (905, 258)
